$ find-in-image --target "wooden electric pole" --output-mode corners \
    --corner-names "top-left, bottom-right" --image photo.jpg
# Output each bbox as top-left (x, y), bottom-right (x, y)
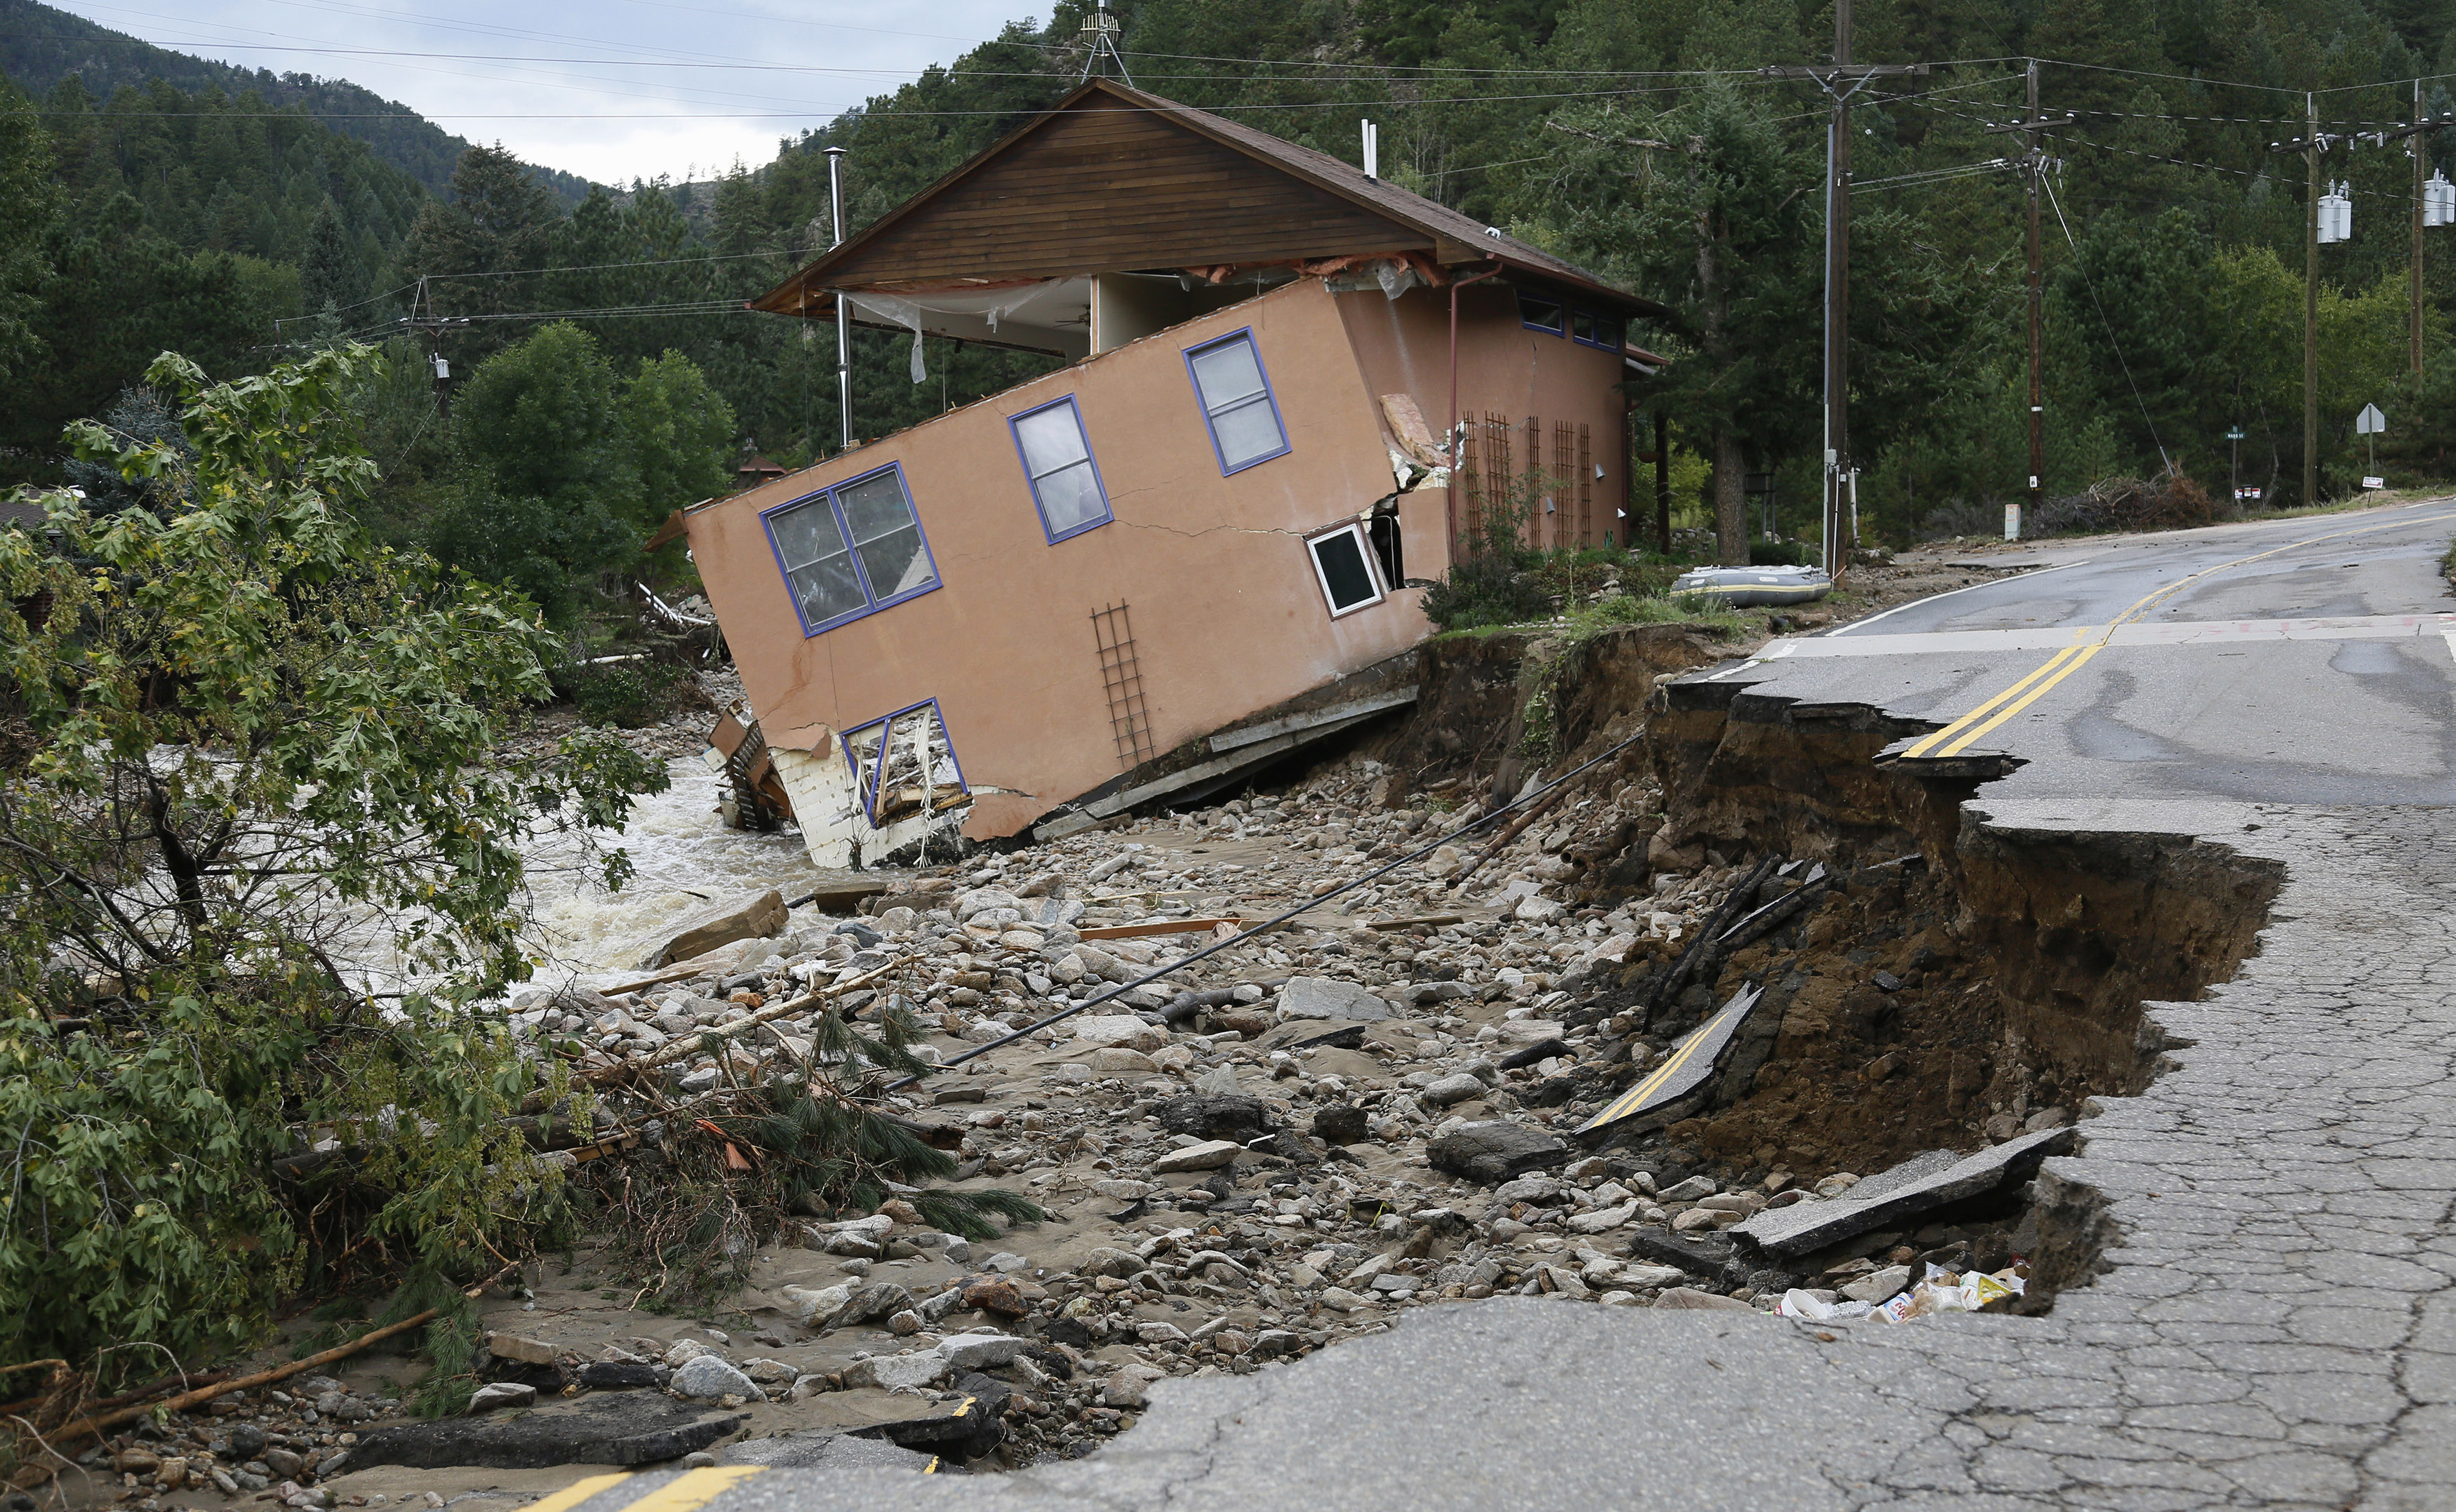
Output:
top-left (2305, 94), bottom-right (2319, 510)
top-left (2023, 62), bottom-right (2045, 540)
top-left (1763, 30), bottom-right (1923, 577)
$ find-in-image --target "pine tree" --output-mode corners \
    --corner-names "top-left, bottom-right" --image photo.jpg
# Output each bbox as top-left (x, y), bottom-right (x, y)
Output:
top-left (300, 197), bottom-right (363, 314)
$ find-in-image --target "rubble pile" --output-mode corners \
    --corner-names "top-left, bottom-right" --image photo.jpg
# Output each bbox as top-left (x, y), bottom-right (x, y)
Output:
top-left (87, 746), bottom-right (2077, 1506)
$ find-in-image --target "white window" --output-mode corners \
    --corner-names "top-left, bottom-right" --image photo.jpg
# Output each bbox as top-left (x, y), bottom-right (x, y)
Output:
top-left (1307, 523), bottom-right (1385, 617)
top-left (1010, 396), bottom-right (1112, 542)
top-left (1184, 330), bottom-right (1289, 474)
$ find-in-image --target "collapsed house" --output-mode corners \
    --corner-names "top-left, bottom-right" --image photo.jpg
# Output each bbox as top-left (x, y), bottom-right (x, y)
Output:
top-left (685, 79), bottom-right (1660, 865)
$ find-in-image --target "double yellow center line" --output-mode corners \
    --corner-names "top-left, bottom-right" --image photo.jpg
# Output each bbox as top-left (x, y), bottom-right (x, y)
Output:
top-left (1900, 508), bottom-right (2456, 760)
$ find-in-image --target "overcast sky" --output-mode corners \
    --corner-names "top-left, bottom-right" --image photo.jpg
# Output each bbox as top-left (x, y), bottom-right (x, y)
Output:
top-left (49, 0), bottom-right (1039, 185)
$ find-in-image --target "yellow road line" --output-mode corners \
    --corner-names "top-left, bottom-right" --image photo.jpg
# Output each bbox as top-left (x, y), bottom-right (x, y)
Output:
top-left (614, 1466), bottom-right (766, 1512)
top-left (521, 1475), bottom-right (635, 1512)
top-left (1902, 508), bottom-right (2456, 758)
top-left (1584, 998), bottom-right (1739, 1128)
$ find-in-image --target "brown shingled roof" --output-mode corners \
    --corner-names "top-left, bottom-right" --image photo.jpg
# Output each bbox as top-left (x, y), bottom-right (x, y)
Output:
top-left (753, 78), bottom-right (1659, 319)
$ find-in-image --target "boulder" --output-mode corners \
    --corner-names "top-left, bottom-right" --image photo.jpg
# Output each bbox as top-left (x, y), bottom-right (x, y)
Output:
top-left (1275, 977), bottom-right (1394, 1022)
top-left (1072, 1015), bottom-right (1167, 1052)
top-left (935, 1332), bottom-right (1025, 1370)
top-left (639, 890), bottom-right (789, 970)
top-left (1427, 1120), bottom-right (1570, 1184)
top-left (670, 1354), bottom-right (764, 1402)
top-left (841, 1353), bottom-right (949, 1391)
top-left (1152, 1139), bottom-right (1242, 1173)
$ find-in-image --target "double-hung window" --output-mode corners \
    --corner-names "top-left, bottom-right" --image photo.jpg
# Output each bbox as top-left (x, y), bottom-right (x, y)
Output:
top-left (1184, 330), bottom-right (1289, 474)
top-left (1010, 396), bottom-right (1112, 542)
top-left (762, 464), bottom-right (940, 635)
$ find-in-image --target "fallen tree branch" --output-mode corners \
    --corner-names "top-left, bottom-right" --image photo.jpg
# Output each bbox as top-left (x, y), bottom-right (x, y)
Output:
top-left (10, 1262), bottom-right (521, 1485)
top-left (520, 956), bottom-right (919, 1113)
top-left (1444, 782), bottom-right (1577, 893)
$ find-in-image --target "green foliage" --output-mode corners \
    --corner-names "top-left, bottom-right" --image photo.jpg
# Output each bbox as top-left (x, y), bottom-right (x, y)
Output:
top-left (569, 659), bottom-right (686, 728)
top-left (0, 344), bottom-right (667, 1386)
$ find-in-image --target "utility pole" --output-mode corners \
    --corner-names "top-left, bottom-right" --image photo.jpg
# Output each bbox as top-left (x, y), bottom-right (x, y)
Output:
top-left (825, 146), bottom-right (850, 453)
top-left (1763, 35), bottom-right (1923, 579)
top-left (1982, 72), bottom-right (2076, 541)
top-left (2414, 79), bottom-right (2427, 382)
top-left (2305, 94), bottom-right (2319, 510)
top-left (2022, 60), bottom-right (2045, 541)
top-left (1655, 411), bottom-right (1672, 556)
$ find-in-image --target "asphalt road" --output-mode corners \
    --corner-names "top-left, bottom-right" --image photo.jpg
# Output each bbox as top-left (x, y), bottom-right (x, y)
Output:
top-left (1717, 497), bottom-right (2456, 805)
top-left (467, 507), bottom-right (2456, 1512)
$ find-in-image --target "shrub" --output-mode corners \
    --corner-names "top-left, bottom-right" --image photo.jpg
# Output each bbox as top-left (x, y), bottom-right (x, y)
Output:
top-left (570, 657), bottom-right (686, 728)
top-left (0, 346), bottom-right (668, 1390)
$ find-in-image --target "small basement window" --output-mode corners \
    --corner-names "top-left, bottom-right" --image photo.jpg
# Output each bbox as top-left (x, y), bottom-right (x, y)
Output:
top-left (1518, 292), bottom-right (1566, 335)
top-left (1010, 396), bottom-right (1111, 542)
top-left (762, 463), bottom-right (940, 636)
top-left (1184, 330), bottom-right (1290, 474)
top-left (842, 698), bottom-right (968, 829)
top-left (1307, 523), bottom-right (1386, 618)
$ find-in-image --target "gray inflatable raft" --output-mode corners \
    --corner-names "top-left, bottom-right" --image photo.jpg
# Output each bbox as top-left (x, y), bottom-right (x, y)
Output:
top-left (1669, 565), bottom-right (1833, 607)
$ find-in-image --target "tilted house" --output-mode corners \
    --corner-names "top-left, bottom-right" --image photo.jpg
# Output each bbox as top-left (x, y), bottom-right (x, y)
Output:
top-left (686, 79), bottom-right (1659, 865)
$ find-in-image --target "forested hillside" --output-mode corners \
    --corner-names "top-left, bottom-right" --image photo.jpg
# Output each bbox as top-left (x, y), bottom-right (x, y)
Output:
top-left (11, 0), bottom-right (2456, 568)
top-left (0, 0), bottom-right (589, 199)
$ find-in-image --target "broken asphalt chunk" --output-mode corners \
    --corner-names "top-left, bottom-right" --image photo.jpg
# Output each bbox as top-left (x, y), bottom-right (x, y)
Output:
top-left (1576, 982), bottom-right (1766, 1140)
top-left (1732, 1127), bottom-right (2077, 1259)
top-left (336, 1395), bottom-right (745, 1472)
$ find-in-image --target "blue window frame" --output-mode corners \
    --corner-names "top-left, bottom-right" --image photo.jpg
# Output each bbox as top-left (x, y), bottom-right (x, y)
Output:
top-left (1183, 329), bottom-right (1290, 475)
top-left (760, 462), bottom-right (940, 636)
top-left (1518, 291), bottom-right (1567, 335)
top-left (1572, 308), bottom-right (1624, 352)
top-left (1008, 396), bottom-right (1112, 542)
top-left (842, 697), bottom-right (968, 828)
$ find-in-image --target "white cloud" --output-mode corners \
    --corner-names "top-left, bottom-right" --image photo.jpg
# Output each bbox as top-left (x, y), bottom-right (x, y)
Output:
top-left (48, 0), bottom-right (1043, 185)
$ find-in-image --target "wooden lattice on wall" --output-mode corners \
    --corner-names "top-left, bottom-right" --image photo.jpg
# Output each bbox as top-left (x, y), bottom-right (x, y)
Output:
top-left (1577, 423), bottom-right (1594, 547)
top-left (1551, 422), bottom-right (1576, 551)
top-left (1090, 602), bottom-right (1155, 769)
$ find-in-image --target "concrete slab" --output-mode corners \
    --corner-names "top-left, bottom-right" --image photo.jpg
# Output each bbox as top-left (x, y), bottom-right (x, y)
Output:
top-left (1732, 1127), bottom-right (2075, 1258)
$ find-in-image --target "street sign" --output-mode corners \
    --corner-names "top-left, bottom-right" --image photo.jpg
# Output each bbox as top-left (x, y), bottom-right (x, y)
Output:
top-left (2234, 486), bottom-right (2264, 501)
top-left (2364, 476), bottom-right (2386, 489)
top-left (2224, 427), bottom-right (2247, 440)
top-left (2356, 403), bottom-right (2387, 434)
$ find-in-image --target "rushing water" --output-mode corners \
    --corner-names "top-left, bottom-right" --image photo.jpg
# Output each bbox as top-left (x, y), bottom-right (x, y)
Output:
top-left (519, 755), bottom-right (838, 984)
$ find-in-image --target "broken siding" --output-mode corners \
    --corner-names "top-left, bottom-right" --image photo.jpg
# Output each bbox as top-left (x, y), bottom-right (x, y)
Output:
top-left (686, 278), bottom-right (1434, 845)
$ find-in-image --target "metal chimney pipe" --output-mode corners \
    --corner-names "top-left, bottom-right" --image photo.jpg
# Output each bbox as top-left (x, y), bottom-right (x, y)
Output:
top-left (825, 146), bottom-right (850, 451)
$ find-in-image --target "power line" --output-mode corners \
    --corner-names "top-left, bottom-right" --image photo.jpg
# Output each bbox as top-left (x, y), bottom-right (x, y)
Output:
top-left (2043, 173), bottom-right (2172, 471)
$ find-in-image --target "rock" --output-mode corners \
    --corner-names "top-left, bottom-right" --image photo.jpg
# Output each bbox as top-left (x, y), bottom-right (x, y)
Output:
top-left (1657, 1175), bottom-right (1718, 1202)
top-left (485, 1332), bottom-right (558, 1366)
top-left (225, 1425), bottom-right (267, 1460)
top-left (671, 1355), bottom-right (764, 1402)
top-left (836, 1283), bottom-right (915, 1325)
top-left (2023, 1106), bottom-right (2071, 1133)
top-left (157, 1457), bottom-right (187, 1490)
top-left (1135, 1320), bottom-right (1189, 1344)
top-left (1153, 1139), bottom-right (1241, 1173)
top-left (740, 1359), bottom-right (799, 1385)
top-left (1274, 977), bottom-right (1394, 1022)
top-left (1087, 1047), bottom-right (1158, 1075)
top-left (466, 1384), bottom-right (535, 1414)
top-left (640, 889), bottom-right (789, 970)
top-left (1495, 1019), bottom-right (1566, 1043)
top-left (1427, 1120), bottom-right (1570, 1184)
top-left (1317, 1286), bottom-right (1373, 1312)
top-left (1670, 1207), bottom-right (1721, 1233)
top-left (1154, 1092), bottom-right (1277, 1142)
top-left (1072, 1015), bottom-right (1167, 1051)
top-left (662, 1339), bottom-right (715, 1367)
top-left (1838, 1265), bottom-right (1912, 1304)
top-left (842, 1353), bottom-right (950, 1391)
top-left (1312, 1104), bottom-right (1370, 1144)
top-left (1653, 1288), bottom-right (1756, 1311)
top-left (1619, 1263), bottom-right (1690, 1288)
top-left (959, 1277), bottom-right (1029, 1316)
top-left (781, 1282), bottom-right (852, 1325)
top-left (935, 1332), bottom-right (1025, 1370)
top-left (1419, 1073), bottom-right (1486, 1108)
top-left (1568, 1200), bottom-right (1641, 1234)
top-left (1492, 1175), bottom-right (1559, 1204)
top-left (342, 1395), bottom-right (747, 1471)
top-left (577, 1362), bottom-right (660, 1391)
top-left (1100, 1374), bottom-right (1151, 1409)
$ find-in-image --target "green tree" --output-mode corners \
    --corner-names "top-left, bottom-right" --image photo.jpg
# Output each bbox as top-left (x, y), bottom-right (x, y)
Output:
top-left (0, 344), bottom-right (666, 1384)
top-left (301, 196), bottom-right (363, 314)
top-left (399, 142), bottom-right (561, 361)
top-left (0, 84), bottom-right (60, 388)
top-left (431, 321), bottom-right (642, 619)
top-left (625, 349), bottom-right (738, 527)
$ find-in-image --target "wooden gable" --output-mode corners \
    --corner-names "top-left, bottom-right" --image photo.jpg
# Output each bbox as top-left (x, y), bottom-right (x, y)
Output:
top-left (775, 98), bottom-right (1436, 293)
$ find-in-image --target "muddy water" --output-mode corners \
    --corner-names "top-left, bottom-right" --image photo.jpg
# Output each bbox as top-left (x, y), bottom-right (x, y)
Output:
top-left (519, 756), bottom-right (834, 983)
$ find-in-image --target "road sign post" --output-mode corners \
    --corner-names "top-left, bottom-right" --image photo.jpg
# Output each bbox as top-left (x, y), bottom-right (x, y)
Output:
top-left (2356, 403), bottom-right (2387, 488)
top-left (2225, 427), bottom-right (2246, 511)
